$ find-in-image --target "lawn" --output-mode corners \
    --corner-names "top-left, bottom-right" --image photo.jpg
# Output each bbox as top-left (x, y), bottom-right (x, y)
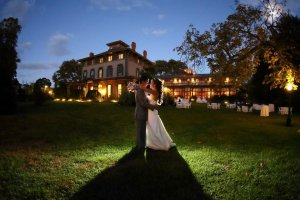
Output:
top-left (0, 102), bottom-right (299, 200)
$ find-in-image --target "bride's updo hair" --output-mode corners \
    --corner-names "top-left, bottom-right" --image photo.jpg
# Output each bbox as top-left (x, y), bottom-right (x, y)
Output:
top-left (153, 78), bottom-right (163, 105)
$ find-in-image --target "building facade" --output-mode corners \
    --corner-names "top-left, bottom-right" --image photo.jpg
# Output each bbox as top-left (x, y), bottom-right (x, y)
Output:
top-left (158, 73), bottom-right (236, 99)
top-left (78, 40), bottom-right (153, 100)
top-left (77, 40), bottom-right (236, 101)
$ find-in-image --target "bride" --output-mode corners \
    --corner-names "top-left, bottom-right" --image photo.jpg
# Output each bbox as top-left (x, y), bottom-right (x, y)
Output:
top-left (144, 78), bottom-right (175, 151)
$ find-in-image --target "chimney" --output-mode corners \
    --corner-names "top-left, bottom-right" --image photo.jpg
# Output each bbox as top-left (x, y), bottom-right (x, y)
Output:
top-left (143, 50), bottom-right (147, 59)
top-left (131, 42), bottom-right (136, 51)
top-left (89, 52), bottom-right (94, 57)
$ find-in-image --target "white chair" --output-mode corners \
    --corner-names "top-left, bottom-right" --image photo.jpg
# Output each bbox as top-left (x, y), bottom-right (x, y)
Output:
top-left (253, 104), bottom-right (261, 111)
top-left (207, 103), bottom-right (212, 109)
top-left (269, 104), bottom-right (275, 112)
top-left (278, 107), bottom-right (291, 115)
top-left (242, 106), bottom-right (249, 112)
top-left (182, 99), bottom-right (191, 109)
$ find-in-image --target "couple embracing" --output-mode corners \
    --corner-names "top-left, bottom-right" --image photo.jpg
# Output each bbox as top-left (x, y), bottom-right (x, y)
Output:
top-left (134, 74), bottom-right (175, 154)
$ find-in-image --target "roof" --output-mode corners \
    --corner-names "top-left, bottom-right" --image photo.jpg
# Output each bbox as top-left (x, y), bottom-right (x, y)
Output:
top-left (106, 40), bottom-right (129, 48)
top-left (157, 73), bottom-right (211, 79)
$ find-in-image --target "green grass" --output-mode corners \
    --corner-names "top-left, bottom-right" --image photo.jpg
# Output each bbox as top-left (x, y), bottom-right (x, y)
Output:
top-left (0, 102), bottom-right (299, 200)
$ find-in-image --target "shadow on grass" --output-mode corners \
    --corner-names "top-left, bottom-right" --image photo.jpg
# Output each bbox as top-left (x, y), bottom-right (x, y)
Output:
top-left (71, 147), bottom-right (211, 200)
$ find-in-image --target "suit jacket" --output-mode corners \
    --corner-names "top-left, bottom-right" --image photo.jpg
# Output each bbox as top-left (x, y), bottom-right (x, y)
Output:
top-left (135, 87), bottom-right (155, 120)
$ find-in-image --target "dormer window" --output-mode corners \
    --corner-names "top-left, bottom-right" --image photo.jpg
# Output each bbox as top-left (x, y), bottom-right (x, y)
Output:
top-left (108, 55), bottom-right (113, 62)
top-left (100, 57), bottom-right (104, 63)
top-left (137, 59), bottom-right (140, 64)
top-left (118, 53), bottom-right (124, 59)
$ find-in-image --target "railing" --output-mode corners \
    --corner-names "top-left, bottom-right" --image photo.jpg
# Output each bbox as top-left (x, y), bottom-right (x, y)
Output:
top-left (164, 82), bottom-right (232, 86)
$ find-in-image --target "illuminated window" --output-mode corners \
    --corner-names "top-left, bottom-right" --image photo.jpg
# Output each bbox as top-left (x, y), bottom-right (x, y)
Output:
top-left (174, 78), bottom-right (177, 83)
top-left (107, 85), bottom-right (112, 97)
top-left (118, 84), bottom-right (122, 97)
top-left (106, 66), bottom-right (113, 77)
top-left (118, 53), bottom-right (124, 59)
top-left (100, 57), bottom-right (104, 63)
top-left (108, 55), bottom-right (113, 62)
top-left (137, 59), bottom-right (140, 64)
top-left (98, 67), bottom-right (103, 78)
top-left (178, 79), bottom-right (181, 83)
top-left (117, 64), bottom-right (123, 76)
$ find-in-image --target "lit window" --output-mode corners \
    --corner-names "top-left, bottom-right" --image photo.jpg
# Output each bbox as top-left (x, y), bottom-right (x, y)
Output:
top-left (137, 59), bottom-right (140, 64)
top-left (174, 78), bottom-right (177, 83)
top-left (108, 55), bottom-right (113, 62)
top-left (178, 79), bottom-right (181, 83)
top-left (118, 53), bottom-right (124, 59)
top-left (118, 84), bottom-right (122, 97)
top-left (100, 58), bottom-right (104, 63)
top-left (107, 85), bottom-right (112, 97)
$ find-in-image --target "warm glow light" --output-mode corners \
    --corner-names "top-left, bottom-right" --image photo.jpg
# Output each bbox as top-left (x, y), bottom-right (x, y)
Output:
top-left (174, 78), bottom-right (177, 83)
top-left (90, 86), bottom-right (94, 90)
top-left (285, 83), bottom-right (293, 91)
top-left (68, 99), bottom-right (73, 101)
top-left (163, 87), bottom-right (171, 94)
top-left (54, 98), bottom-right (60, 101)
top-left (225, 77), bottom-right (229, 83)
top-left (100, 88), bottom-right (106, 96)
top-left (111, 100), bottom-right (118, 103)
top-left (62, 98), bottom-right (66, 101)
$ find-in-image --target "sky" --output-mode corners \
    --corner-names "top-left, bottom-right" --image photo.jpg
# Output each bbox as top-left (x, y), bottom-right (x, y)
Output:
top-left (1, 0), bottom-right (300, 84)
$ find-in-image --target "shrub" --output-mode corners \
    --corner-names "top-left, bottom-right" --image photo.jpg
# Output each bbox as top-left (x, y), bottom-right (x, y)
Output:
top-left (119, 90), bottom-right (135, 106)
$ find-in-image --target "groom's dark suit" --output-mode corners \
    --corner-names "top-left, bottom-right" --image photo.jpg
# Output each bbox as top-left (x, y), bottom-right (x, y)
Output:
top-left (135, 87), bottom-right (156, 151)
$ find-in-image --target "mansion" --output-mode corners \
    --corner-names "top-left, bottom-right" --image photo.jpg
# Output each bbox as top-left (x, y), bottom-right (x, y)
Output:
top-left (78, 40), bottom-right (153, 100)
top-left (78, 40), bottom-right (236, 100)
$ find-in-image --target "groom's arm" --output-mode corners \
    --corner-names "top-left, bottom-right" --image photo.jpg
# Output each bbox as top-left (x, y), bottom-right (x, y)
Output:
top-left (136, 88), bottom-right (157, 111)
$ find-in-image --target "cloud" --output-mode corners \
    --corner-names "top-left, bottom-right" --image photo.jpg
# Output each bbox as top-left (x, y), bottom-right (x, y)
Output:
top-left (18, 62), bottom-right (57, 70)
top-left (142, 28), bottom-right (167, 37)
top-left (89, 0), bottom-right (153, 11)
top-left (48, 33), bottom-right (73, 56)
top-left (0, 0), bottom-right (34, 20)
top-left (157, 14), bottom-right (165, 20)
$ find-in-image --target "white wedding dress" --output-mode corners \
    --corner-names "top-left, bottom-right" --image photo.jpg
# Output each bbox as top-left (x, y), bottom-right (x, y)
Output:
top-left (146, 93), bottom-right (175, 151)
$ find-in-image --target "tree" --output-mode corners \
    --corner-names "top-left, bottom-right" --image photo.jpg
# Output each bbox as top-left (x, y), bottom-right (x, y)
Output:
top-left (52, 59), bottom-right (82, 85)
top-left (52, 59), bottom-right (82, 98)
top-left (175, 0), bottom-right (299, 89)
top-left (144, 59), bottom-right (188, 76)
top-left (0, 18), bottom-right (21, 114)
top-left (33, 78), bottom-right (51, 105)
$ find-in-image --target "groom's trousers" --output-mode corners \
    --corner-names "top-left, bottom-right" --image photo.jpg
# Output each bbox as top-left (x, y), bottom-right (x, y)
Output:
top-left (136, 119), bottom-right (146, 151)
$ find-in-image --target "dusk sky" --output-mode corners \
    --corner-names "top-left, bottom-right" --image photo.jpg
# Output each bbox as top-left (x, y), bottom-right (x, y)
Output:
top-left (1, 0), bottom-right (300, 84)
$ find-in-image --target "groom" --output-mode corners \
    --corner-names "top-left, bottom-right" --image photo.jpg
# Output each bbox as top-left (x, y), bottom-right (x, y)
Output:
top-left (135, 74), bottom-right (157, 153)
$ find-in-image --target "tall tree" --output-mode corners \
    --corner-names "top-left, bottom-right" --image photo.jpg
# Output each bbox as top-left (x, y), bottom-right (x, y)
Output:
top-left (144, 59), bottom-right (188, 76)
top-left (175, 0), bottom-right (299, 89)
top-left (52, 59), bottom-right (82, 86)
top-left (0, 18), bottom-right (21, 114)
